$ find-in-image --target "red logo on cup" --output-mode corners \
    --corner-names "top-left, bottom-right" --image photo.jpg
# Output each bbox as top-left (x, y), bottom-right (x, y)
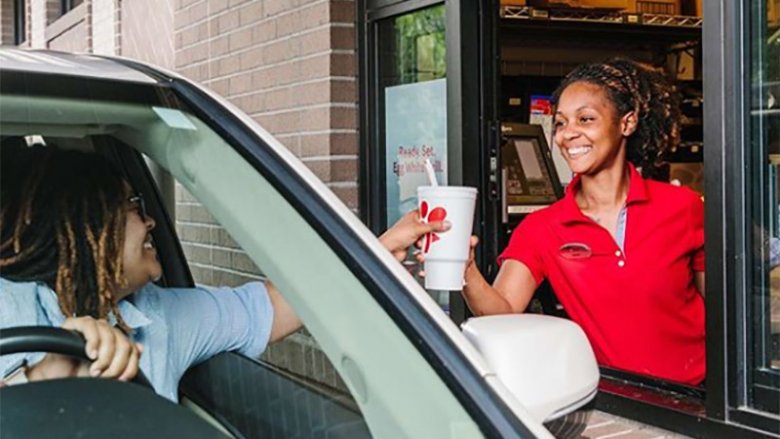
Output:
top-left (420, 201), bottom-right (447, 253)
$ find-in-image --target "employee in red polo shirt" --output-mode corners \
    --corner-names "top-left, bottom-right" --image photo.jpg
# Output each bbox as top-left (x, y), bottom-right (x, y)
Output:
top-left (461, 58), bottom-right (705, 385)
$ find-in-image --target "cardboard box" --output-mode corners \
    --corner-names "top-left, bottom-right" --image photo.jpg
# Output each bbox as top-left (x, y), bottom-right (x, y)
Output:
top-left (769, 0), bottom-right (780, 26)
top-left (578, 0), bottom-right (680, 14)
top-left (577, 0), bottom-right (631, 9)
top-left (501, 0), bottom-right (528, 5)
top-left (635, 0), bottom-right (680, 14)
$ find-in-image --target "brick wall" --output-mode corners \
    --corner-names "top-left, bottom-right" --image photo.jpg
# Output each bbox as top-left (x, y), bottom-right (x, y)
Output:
top-left (0, 0), bottom-right (13, 44)
top-left (121, 0), bottom-right (174, 68)
top-left (90, 0), bottom-right (116, 55)
top-left (173, 0), bottom-right (358, 210)
top-left (173, 0), bottom-right (357, 394)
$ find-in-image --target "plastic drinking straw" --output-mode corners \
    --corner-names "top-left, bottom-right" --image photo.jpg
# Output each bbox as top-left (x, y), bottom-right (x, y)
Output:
top-left (424, 158), bottom-right (438, 187)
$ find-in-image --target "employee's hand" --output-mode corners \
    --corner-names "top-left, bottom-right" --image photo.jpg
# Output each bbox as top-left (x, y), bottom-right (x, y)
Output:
top-left (415, 235), bottom-right (479, 278)
top-left (27, 316), bottom-right (142, 383)
top-left (380, 209), bottom-right (451, 262)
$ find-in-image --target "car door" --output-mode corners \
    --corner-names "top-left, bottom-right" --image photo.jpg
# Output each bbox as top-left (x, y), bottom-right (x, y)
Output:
top-left (0, 53), bottom-right (551, 438)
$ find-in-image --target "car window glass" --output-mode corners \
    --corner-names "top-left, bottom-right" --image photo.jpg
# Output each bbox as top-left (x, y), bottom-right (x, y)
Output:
top-left (174, 181), bottom-right (362, 401)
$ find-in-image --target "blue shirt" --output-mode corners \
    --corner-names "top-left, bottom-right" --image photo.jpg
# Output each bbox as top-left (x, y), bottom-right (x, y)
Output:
top-left (0, 278), bottom-right (274, 402)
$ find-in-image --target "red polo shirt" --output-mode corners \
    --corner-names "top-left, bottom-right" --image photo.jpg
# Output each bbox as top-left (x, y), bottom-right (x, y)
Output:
top-left (499, 164), bottom-right (705, 385)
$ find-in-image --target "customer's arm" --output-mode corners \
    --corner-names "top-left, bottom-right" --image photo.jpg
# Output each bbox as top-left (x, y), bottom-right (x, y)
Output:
top-left (379, 209), bottom-right (450, 262)
top-left (266, 282), bottom-right (302, 343)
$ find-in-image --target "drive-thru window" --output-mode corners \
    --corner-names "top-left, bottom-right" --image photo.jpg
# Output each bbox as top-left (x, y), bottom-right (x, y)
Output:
top-left (359, 1), bottom-right (779, 437)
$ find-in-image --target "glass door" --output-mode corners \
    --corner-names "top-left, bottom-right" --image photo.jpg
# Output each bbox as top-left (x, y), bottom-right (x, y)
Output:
top-left (746, 0), bottom-right (780, 416)
top-left (378, 5), bottom-right (447, 228)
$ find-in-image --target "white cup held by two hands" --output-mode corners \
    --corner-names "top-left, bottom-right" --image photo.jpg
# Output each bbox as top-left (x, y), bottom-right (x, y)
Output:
top-left (417, 186), bottom-right (477, 291)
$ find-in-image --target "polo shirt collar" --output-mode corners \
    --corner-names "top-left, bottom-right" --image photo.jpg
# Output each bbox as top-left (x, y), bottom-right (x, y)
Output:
top-left (559, 163), bottom-right (649, 225)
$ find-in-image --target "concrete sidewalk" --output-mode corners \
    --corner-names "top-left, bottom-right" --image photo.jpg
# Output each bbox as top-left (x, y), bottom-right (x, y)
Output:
top-left (580, 411), bottom-right (693, 439)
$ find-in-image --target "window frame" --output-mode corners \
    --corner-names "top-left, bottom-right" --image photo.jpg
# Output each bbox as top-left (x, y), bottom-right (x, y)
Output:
top-left (13, 0), bottom-right (25, 45)
top-left (705, 0), bottom-right (780, 434)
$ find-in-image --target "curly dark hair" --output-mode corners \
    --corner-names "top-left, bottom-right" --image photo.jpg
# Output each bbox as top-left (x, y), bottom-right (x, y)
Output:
top-left (552, 58), bottom-right (681, 180)
top-left (1, 144), bottom-right (130, 329)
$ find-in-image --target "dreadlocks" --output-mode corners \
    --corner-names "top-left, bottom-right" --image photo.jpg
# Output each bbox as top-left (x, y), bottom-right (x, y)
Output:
top-left (0, 144), bottom-right (129, 329)
top-left (552, 58), bottom-right (682, 181)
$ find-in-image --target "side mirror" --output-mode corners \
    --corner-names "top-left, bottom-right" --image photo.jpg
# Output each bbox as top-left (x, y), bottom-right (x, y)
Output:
top-left (461, 315), bottom-right (599, 423)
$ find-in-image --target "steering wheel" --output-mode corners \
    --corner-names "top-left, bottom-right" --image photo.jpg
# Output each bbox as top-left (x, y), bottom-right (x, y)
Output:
top-left (0, 326), bottom-right (153, 389)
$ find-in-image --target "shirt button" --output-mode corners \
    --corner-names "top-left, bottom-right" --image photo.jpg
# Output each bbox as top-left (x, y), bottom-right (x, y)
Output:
top-left (615, 250), bottom-right (622, 257)
top-left (618, 260), bottom-right (625, 267)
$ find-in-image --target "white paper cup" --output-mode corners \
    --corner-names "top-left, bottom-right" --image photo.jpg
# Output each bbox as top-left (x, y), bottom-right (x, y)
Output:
top-left (417, 186), bottom-right (477, 290)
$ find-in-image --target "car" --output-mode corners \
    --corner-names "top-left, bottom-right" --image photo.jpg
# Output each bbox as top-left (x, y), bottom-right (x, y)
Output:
top-left (0, 48), bottom-right (598, 439)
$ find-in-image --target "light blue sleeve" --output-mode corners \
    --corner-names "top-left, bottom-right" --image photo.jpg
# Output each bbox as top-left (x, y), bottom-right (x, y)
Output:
top-left (133, 282), bottom-right (274, 374)
top-left (0, 279), bottom-right (51, 378)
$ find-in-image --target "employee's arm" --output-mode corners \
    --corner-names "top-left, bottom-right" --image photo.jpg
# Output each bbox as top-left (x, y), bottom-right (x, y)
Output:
top-left (462, 259), bottom-right (537, 316)
top-left (694, 271), bottom-right (705, 297)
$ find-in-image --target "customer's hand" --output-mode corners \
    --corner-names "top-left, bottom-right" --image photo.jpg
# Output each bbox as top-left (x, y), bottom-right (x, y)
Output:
top-left (27, 316), bottom-right (142, 383)
top-left (380, 209), bottom-right (451, 262)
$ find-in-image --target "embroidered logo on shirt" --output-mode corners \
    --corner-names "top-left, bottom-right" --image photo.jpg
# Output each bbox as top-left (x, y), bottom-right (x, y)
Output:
top-left (559, 242), bottom-right (592, 260)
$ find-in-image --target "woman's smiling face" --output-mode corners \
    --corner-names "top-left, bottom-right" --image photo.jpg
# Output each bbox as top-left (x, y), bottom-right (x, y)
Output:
top-left (118, 190), bottom-right (161, 298)
top-left (553, 81), bottom-right (634, 176)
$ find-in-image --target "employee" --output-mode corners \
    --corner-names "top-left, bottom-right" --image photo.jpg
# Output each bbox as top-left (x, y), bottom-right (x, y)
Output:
top-left (461, 58), bottom-right (705, 385)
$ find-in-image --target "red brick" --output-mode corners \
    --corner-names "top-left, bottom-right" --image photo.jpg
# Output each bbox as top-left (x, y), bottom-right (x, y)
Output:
top-left (228, 26), bottom-right (253, 51)
top-left (187, 1), bottom-right (208, 25)
top-left (239, 46), bottom-right (264, 70)
top-left (298, 107), bottom-right (330, 131)
top-left (330, 132), bottom-right (358, 155)
top-left (214, 9), bottom-right (238, 35)
top-left (298, 53), bottom-right (330, 80)
top-left (303, 159), bottom-right (330, 181)
top-left (209, 34), bottom-right (230, 57)
top-left (299, 27), bottom-right (331, 56)
top-left (264, 38), bottom-right (298, 64)
top-left (228, 0), bottom-right (253, 8)
top-left (299, 134), bottom-right (331, 157)
top-left (330, 185), bottom-right (358, 209)
top-left (330, 158), bottom-right (358, 182)
top-left (331, 79), bottom-right (356, 102)
top-left (231, 93), bottom-right (266, 116)
top-left (262, 87), bottom-right (293, 111)
top-left (290, 81), bottom-right (330, 106)
top-left (254, 111), bottom-right (301, 135)
top-left (264, 0), bottom-right (308, 17)
top-left (298, 2), bottom-right (331, 29)
top-left (210, 78), bottom-right (230, 96)
top-left (331, 26), bottom-right (355, 51)
top-left (210, 0), bottom-right (230, 14)
top-left (176, 40), bottom-right (209, 66)
top-left (330, 52), bottom-right (355, 76)
top-left (330, 0), bottom-right (356, 23)
top-left (237, 1), bottom-right (264, 26)
top-left (251, 19), bottom-right (277, 43)
top-left (331, 106), bottom-right (357, 130)
top-left (228, 72), bottom-right (253, 95)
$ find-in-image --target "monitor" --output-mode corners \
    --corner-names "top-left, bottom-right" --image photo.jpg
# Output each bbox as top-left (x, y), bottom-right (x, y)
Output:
top-left (500, 123), bottom-right (564, 217)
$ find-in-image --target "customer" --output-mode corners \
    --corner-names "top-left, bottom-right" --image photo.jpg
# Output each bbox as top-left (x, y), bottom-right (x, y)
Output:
top-left (460, 59), bottom-right (706, 385)
top-left (0, 146), bottom-right (447, 399)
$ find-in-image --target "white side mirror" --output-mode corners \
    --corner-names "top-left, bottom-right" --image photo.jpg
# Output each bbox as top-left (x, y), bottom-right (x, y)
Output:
top-left (461, 315), bottom-right (599, 423)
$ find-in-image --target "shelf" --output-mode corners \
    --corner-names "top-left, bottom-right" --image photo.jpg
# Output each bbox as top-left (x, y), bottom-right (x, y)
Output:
top-left (501, 5), bottom-right (703, 28)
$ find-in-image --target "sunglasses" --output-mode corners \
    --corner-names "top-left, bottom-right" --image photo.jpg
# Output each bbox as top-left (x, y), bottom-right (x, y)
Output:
top-left (128, 193), bottom-right (148, 221)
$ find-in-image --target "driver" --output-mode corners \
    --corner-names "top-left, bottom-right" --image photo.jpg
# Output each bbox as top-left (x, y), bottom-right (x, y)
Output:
top-left (0, 145), bottom-right (447, 400)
